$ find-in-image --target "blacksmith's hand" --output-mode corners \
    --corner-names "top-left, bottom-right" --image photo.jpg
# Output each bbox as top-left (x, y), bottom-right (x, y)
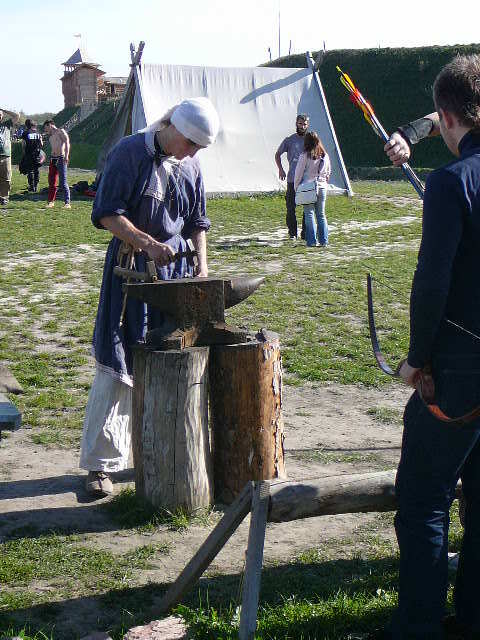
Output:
top-left (384, 132), bottom-right (411, 167)
top-left (399, 360), bottom-right (421, 388)
top-left (147, 241), bottom-right (176, 267)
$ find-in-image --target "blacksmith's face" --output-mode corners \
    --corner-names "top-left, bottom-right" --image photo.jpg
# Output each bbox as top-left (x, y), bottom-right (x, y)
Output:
top-left (169, 127), bottom-right (205, 160)
top-left (296, 117), bottom-right (309, 136)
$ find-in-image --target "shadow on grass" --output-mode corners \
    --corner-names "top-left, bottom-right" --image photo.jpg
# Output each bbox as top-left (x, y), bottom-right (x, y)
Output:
top-left (9, 191), bottom-right (94, 204)
top-left (0, 556), bottom-right (403, 640)
top-left (0, 470), bottom-right (136, 539)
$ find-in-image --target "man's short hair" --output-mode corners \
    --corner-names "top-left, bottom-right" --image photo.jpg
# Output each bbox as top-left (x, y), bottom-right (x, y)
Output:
top-left (43, 119), bottom-right (55, 128)
top-left (296, 114), bottom-right (309, 122)
top-left (434, 55), bottom-right (480, 130)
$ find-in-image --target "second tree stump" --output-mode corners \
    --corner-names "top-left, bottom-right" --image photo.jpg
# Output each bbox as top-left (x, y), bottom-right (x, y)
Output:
top-left (209, 333), bottom-right (286, 503)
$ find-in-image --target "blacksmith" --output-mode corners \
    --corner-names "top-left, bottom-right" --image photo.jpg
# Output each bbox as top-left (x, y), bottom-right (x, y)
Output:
top-left (275, 114), bottom-right (309, 240)
top-left (79, 98), bottom-right (219, 497)
top-left (376, 55), bottom-right (480, 639)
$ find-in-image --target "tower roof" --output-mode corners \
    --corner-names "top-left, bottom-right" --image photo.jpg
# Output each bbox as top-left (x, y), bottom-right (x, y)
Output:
top-left (62, 47), bottom-right (99, 67)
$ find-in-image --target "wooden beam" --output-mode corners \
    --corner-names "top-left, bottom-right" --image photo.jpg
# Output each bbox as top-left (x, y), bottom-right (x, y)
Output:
top-left (156, 482), bottom-right (253, 616)
top-left (0, 363), bottom-right (23, 394)
top-left (268, 471), bottom-right (397, 523)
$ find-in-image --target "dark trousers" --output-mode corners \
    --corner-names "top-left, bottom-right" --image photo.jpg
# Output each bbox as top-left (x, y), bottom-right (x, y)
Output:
top-left (391, 356), bottom-right (480, 638)
top-left (285, 182), bottom-right (305, 239)
top-left (27, 166), bottom-right (39, 191)
top-left (48, 157), bottom-right (70, 204)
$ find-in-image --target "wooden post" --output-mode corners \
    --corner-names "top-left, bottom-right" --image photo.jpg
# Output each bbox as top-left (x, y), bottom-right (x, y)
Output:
top-left (209, 333), bottom-right (285, 503)
top-left (238, 481), bottom-right (270, 640)
top-left (132, 346), bottom-right (213, 512)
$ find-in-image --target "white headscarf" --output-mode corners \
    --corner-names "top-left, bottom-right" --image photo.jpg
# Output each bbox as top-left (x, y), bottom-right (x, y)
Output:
top-left (171, 97), bottom-right (220, 147)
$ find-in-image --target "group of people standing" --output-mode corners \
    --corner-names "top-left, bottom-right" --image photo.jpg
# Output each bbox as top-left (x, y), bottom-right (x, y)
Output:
top-left (0, 111), bottom-right (71, 208)
top-left (275, 113), bottom-right (331, 246)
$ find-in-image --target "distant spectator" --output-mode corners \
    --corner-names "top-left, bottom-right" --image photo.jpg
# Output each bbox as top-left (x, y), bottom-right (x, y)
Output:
top-left (20, 119), bottom-right (44, 193)
top-left (275, 114), bottom-right (309, 240)
top-left (43, 120), bottom-right (71, 209)
top-left (294, 131), bottom-right (331, 247)
top-left (0, 108), bottom-right (20, 206)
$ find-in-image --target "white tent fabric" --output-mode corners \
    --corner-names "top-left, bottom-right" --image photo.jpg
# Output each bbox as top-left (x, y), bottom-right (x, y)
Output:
top-left (100, 57), bottom-right (352, 196)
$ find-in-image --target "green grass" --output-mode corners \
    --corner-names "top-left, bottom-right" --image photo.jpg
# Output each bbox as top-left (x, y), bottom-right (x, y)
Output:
top-left (365, 407), bottom-right (403, 425)
top-left (0, 172), bottom-right (419, 449)
top-left (0, 171), bottom-right (458, 639)
top-left (104, 488), bottom-right (216, 533)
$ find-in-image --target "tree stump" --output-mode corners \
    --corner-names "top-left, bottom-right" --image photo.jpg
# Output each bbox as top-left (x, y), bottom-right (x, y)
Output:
top-left (209, 333), bottom-right (286, 503)
top-left (132, 346), bottom-right (212, 512)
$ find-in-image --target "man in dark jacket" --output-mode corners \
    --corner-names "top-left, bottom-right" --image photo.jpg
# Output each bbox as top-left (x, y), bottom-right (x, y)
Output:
top-left (376, 55), bottom-right (480, 640)
top-left (21, 119), bottom-right (44, 193)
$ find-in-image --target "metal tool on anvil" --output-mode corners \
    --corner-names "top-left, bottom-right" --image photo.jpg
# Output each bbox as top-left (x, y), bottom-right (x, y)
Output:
top-left (115, 239), bottom-right (199, 326)
top-left (114, 239), bottom-right (199, 282)
top-left (123, 275), bottom-right (265, 349)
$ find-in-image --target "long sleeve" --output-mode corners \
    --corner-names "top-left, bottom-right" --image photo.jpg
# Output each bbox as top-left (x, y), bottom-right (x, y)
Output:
top-left (294, 153), bottom-right (307, 191)
top-left (408, 169), bottom-right (465, 368)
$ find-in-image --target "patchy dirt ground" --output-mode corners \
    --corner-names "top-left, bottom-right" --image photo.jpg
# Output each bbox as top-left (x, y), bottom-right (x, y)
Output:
top-left (0, 382), bottom-right (410, 578)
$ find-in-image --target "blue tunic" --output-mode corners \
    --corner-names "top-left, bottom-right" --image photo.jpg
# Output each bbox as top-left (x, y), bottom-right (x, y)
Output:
top-left (91, 130), bottom-right (210, 385)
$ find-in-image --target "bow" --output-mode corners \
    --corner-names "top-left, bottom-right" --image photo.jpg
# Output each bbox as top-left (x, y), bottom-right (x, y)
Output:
top-left (367, 273), bottom-right (480, 425)
top-left (337, 67), bottom-right (425, 200)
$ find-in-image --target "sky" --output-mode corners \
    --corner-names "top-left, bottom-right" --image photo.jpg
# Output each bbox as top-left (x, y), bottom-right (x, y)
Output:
top-left (1, 0), bottom-right (479, 114)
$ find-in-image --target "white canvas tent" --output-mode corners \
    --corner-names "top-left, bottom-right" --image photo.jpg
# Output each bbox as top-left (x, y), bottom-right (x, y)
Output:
top-left (98, 44), bottom-right (352, 196)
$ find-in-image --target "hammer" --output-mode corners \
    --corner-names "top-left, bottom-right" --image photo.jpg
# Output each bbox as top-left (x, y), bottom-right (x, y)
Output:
top-left (115, 239), bottom-right (199, 326)
top-left (114, 239), bottom-right (199, 282)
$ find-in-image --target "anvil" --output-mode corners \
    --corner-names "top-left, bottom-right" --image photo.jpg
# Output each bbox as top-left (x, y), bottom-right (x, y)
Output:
top-left (123, 276), bottom-right (264, 349)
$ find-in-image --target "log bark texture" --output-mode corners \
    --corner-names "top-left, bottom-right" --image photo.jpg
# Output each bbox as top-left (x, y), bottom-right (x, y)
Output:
top-left (132, 346), bottom-right (212, 512)
top-left (209, 335), bottom-right (285, 503)
top-left (268, 471), bottom-right (397, 522)
top-left (267, 472), bottom-right (464, 522)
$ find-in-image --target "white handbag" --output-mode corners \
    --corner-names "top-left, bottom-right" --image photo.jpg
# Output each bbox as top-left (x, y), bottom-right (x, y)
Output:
top-left (295, 179), bottom-right (318, 206)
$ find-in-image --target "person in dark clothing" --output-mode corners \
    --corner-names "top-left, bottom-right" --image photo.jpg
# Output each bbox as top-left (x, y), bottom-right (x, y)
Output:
top-left (275, 114), bottom-right (309, 240)
top-left (384, 112), bottom-right (440, 165)
top-left (21, 119), bottom-right (44, 192)
top-left (372, 55), bottom-right (480, 640)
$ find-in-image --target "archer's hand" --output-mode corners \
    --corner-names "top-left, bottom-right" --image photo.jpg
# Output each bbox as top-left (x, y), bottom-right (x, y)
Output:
top-left (384, 132), bottom-right (411, 167)
top-left (146, 241), bottom-right (176, 267)
top-left (399, 360), bottom-right (421, 388)
top-left (278, 167), bottom-right (286, 180)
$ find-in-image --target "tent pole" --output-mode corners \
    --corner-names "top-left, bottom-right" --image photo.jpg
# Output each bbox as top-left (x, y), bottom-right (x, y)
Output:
top-left (306, 51), bottom-right (353, 197)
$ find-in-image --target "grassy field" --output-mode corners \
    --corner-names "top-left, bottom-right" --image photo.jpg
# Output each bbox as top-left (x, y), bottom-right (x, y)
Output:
top-left (0, 169), bottom-right (462, 639)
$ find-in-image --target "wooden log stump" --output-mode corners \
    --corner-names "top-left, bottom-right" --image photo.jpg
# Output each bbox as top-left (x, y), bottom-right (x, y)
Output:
top-left (209, 332), bottom-right (286, 503)
top-left (132, 346), bottom-right (212, 512)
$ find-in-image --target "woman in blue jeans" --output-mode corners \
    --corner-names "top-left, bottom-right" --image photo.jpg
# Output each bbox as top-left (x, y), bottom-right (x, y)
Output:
top-left (294, 131), bottom-right (331, 247)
